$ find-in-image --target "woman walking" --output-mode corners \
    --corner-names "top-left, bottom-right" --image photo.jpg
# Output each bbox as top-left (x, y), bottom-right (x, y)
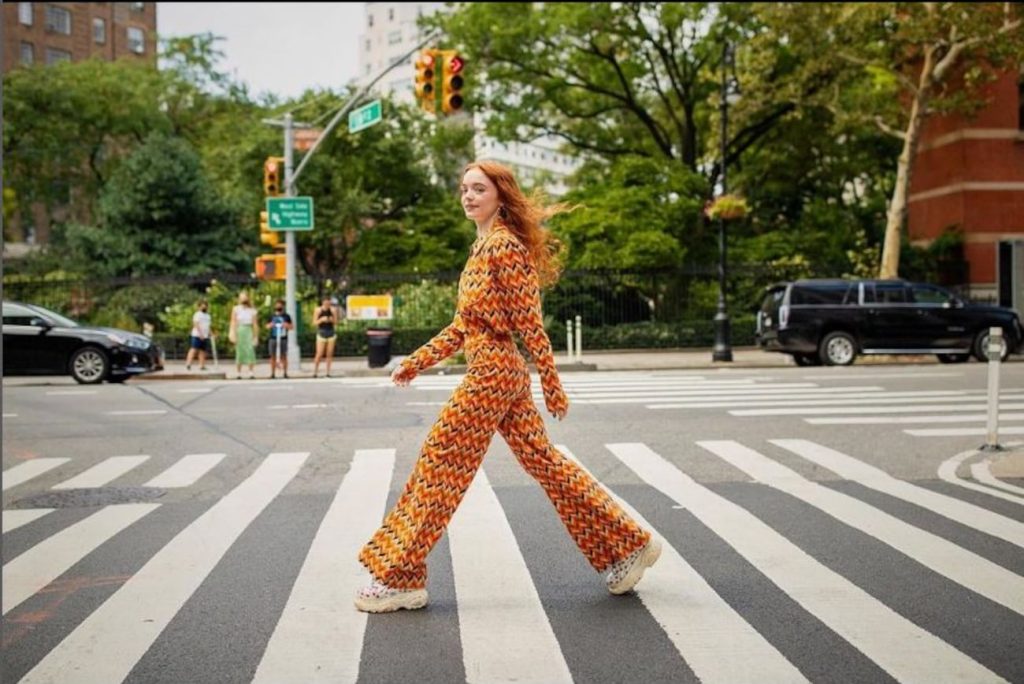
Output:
top-left (229, 291), bottom-right (258, 380)
top-left (356, 161), bottom-right (660, 613)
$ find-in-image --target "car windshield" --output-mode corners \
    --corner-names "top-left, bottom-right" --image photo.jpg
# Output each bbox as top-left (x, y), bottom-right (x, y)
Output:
top-left (25, 304), bottom-right (80, 328)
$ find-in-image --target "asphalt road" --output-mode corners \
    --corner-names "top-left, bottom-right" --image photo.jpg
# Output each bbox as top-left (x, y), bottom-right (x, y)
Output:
top-left (3, 363), bottom-right (1024, 683)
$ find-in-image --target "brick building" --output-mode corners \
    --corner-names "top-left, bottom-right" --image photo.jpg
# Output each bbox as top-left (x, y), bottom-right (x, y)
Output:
top-left (908, 69), bottom-right (1024, 302)
top-left (3, 2), bottom-right (157, 252)
top-left (4, 2), bottom-right (156, 71)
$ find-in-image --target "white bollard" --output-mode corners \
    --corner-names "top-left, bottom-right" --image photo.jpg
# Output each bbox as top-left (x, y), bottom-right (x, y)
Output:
top-left (575, 315), bottom-right (583, 361)
top-left (566, 319), bottom-right (575, 362)
top-left (983, 326), bottom-right (1003, 451)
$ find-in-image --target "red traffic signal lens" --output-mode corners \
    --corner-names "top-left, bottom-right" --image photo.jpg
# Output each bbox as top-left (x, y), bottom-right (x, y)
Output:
top-left (448, 55), bottom-right (464, 74)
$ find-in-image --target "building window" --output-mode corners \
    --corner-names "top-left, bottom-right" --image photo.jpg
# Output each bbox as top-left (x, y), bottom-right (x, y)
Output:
top-left (20, 42), bottom-right (34, 65)
top-left (388, 30), bottom-right (402, 45)
top-left (368, 13), bottom-right (373, 27)
top-left (127, 27), bottom-right (145, 54)
top-left (130, 2), bottom-right (144, 10)
top-left (389, 7), bottom-right (394, 21)
top-left (93, 18), bottom-right (106, 44)
top-left (46, 47), bottom-right (71, 64)
top-left (1019, 77), bottom-right (1024, 132)
top-left (18, 2), bottom-right (33, 25)
top-left (365, 64), bottom-right (371, 76)
top-left (365, 38), bottom-right (371, 52)
top-left (45, 5), bottom-right (71, 34)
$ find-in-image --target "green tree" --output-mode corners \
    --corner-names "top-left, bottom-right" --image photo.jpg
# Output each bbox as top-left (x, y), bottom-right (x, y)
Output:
top-left (766, 2), bottom-right (1023, 278)
top-left (59, 133), bottom-right (248, 277)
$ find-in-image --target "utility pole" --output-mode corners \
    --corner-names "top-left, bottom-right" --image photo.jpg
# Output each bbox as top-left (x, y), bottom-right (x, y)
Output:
top-left (260, 31), bottom-right (439, 372)
top-left (283, 112), bottom-right (299, 371)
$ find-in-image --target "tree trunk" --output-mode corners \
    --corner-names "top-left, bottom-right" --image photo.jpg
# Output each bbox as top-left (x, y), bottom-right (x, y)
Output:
top-left (879, 53), bottom-right (934, 279)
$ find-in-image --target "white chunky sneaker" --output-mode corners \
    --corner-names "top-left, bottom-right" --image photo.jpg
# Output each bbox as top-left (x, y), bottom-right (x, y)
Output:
top-left (354, 580), bottom-right (429, 613)
top-left (606, 538), bottom-right (662, 595)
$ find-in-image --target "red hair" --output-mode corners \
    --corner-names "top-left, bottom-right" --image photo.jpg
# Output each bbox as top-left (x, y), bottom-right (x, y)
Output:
top-left (463, 160), bottom-right (572, 288)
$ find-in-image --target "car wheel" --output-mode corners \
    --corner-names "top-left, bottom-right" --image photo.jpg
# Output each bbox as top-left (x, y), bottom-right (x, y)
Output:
top-left (972, 329), bottom-right (1010, 363)
top-left (936, 353), bottom-right (970, 364)
top-left (792, 353), bottom-right (821, 367)
top-left (819, 331), bottom-right (857, 366)
top-left (70, 347), bottom-right (109, 384)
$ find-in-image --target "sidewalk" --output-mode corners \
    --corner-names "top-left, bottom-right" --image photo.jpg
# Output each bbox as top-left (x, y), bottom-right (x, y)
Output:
top-left (142, 346), bottom-right (953, 381)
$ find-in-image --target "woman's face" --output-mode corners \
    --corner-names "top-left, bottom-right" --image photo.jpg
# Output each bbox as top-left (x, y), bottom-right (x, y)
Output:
top-left (460, 167), bottom-right (500, 222)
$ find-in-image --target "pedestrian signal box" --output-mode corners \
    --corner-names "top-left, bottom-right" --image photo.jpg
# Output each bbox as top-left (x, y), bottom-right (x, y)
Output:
top-left (255, 254), bottom-right (286, 281)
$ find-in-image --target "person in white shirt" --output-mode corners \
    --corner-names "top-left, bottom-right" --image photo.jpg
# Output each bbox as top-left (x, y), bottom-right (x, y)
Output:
top-left (185, 299), bottom-right (213, 371)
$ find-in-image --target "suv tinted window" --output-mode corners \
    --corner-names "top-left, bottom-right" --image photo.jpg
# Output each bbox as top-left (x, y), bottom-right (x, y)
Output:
top-left (760, 287), bottom-right (785, 314)
top-left (911, 284), bottom-right (952, 305)
top-left (867, 282), bottom-right (909, 304)
top-left (790, 283), bottom-right (853, 305)
top-left (2, 303), bottom-right (37, 325)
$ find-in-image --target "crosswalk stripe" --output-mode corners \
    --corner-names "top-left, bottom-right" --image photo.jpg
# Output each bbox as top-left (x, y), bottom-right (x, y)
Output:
top-left (52, 455), bottom-right (149, 489)
top-left (557, 445), bottom-right (807, 683)
top-left (937, 451), bottom-right (1024, 506)
top-left (143, 454), bottom-right (226, 488)
top-left (253, 449), bottom-right (395, 684)
top-left (807, 413), bottom-right (1024, 425)
top-left (448, 468), bottom-right (573, 684)
top-left (653, 393), bottom-right (1024, 411)
top-left (971, 461), bottom-right (1024, 498)
top-left (570, 386), bottom-right (883, 399)
top-left (2, 508), bottom-right (55, 534)
top-left (19, 452), bottom-right (309, 684)
top-left (731, 402), bottom-right (1024, 417)
top-left (602, 391), bottom-right (970, 406)
top-left (698, 440), bottom-right (1024, 615)
top-left (906, 427), bottom-right (1024, 437)
top-left (3, 459), bottom-right (71, 491)
top-left (607, 442), bottom-right (1005, 683)
top-left (772, 440), bottom-right (1024, 548)
top-left (3, 503), bottom-right (159, 615)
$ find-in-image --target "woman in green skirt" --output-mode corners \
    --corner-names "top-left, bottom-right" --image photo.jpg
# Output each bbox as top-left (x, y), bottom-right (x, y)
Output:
top-left (230, 291), bottom-right (259, 379)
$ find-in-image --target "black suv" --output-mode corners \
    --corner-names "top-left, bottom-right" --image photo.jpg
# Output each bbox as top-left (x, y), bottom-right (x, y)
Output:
top-left (756, 279), bottom-right (1024, 366)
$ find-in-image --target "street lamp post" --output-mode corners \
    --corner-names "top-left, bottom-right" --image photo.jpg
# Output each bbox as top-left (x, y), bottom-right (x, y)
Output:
top-left (712, 39), bottom-right (735, 363)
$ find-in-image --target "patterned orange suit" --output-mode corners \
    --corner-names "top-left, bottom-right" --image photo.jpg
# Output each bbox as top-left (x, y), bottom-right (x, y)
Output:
top-left (359, 223), bottom-right (650, 590)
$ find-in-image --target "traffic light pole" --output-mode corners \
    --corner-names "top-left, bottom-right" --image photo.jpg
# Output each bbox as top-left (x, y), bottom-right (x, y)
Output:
top-left (283, 113), bottom-right (300, 371)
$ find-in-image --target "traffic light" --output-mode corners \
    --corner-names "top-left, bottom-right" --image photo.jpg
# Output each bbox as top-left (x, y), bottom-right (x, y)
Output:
top-left (414, 50), bottom-right (436, 113)
top-left (263, 156), bottom-right (284, 196)
top-left (259, 210), bottom-right (280, 249)
top-left (440, 51), bottom-right (465, 115)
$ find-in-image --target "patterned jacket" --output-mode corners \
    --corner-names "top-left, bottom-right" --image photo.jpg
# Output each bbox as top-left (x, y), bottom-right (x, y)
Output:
top-left (399, 224), bottom-right (568, 415)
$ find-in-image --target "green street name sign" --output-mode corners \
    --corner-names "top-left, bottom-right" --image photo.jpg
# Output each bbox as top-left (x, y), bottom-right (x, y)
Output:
top-left (348, 99), bottom-right (383, 134)
top-left (266, 196), bottom-right (314, 231)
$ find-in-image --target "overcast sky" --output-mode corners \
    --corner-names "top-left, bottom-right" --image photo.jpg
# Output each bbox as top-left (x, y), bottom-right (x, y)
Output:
top-left (156, 2), bottom-right (365, 99)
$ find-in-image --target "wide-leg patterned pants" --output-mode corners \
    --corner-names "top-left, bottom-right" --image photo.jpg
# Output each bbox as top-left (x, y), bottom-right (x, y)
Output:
top-left (359, 360), bottom-right (651, 590)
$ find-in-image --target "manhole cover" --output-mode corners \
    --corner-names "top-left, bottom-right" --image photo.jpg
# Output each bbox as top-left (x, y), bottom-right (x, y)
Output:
top-left (10, 487), bottom-right (167, 509)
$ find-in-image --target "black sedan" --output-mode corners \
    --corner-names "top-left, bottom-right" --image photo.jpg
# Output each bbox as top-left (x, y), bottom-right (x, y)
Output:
top-left (2, 301), bottom-right (164, 384)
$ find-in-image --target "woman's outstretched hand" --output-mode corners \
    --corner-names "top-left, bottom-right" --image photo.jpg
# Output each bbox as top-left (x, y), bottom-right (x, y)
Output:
top-left (391, 364), bottom-right (415, 387)
top-left (546, 389), bottom-right (569, 421)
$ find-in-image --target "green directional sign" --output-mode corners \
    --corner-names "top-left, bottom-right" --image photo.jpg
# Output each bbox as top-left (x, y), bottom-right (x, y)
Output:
top-left (348, 99), bottom-right (383, 134)
top-left (266, 196), bottom-right (314, 231)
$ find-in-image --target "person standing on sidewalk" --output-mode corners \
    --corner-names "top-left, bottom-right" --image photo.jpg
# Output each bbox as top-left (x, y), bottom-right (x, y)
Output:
top-left (266, 298), bottom-right (293, 379)
top-left (229, 292), bottom-right (258, 380)
top-left (355, 161), bottom-right (660, 613)
top-left (185, 299), bottom-right (213, 371)
top-left (312, 296), bottom-right (337, 378)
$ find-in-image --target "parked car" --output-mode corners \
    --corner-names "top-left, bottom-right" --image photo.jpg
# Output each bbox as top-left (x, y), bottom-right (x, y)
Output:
top-left (2, 301), bottom-right (164, 383)
top-left (755, 279), bottom-right (1024, 366)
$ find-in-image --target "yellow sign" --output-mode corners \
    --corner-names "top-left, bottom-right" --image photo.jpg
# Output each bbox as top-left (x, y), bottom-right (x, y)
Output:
top-left (346, 294), bottom-right (393, 320)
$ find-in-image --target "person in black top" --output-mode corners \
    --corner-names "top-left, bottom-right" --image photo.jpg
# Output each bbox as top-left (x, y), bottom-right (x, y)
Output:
top-left (266, 299), bottom-right (294, 379)
top-left (313, 296), bottom-right (337, 378)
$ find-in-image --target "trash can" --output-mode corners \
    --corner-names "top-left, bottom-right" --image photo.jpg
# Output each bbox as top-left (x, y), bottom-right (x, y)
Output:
top-left (366, 328), bottom-right (393, 368)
